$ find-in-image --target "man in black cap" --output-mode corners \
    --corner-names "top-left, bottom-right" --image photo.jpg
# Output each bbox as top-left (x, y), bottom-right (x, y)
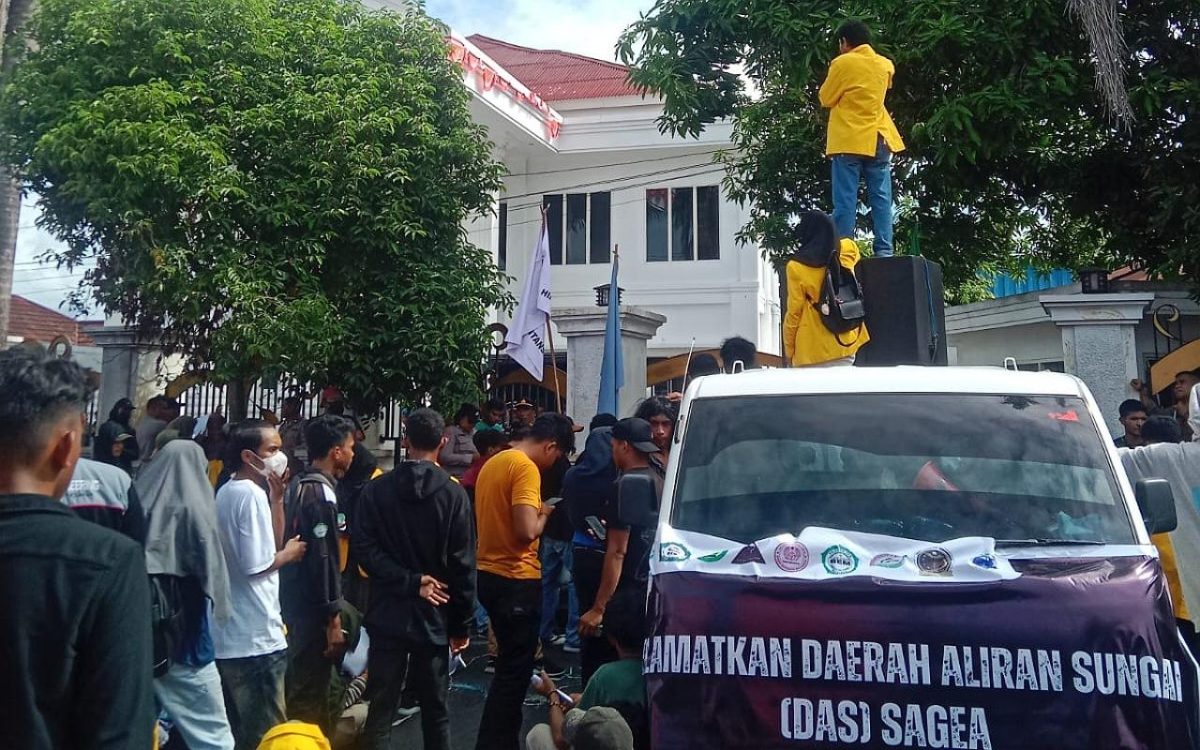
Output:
top-left (95, 397), bottom-right (139, 473)
top-left (578, 418), bottom-right (663, 639)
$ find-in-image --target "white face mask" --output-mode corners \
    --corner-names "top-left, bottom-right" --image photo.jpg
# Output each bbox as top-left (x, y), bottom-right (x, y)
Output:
top-left (251, 450), bottom-right (289, 479)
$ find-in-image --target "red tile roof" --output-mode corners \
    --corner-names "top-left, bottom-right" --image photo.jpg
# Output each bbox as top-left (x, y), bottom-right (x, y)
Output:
top-left (467, 35), bottom-right (643, 102)
top-left (8, 295), bottom-right (97, 346)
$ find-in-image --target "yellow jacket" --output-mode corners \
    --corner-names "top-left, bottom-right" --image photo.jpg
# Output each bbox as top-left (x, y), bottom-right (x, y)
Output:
top-left (818, 44), bottom-right (905, 158)
top-left (783, 239), bottom-right (870, 366)
top-left (1153, 533), bottom-right (1191, 620)
top-left (256, 722), bottom-right (331, 750)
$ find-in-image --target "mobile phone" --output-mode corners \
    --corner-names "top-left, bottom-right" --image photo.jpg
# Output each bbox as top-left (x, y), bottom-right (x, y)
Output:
top-left (544, 496), bottom-right (563, 508)
top-left (530, 673), bottom-right (576, 708)
top-left (585, 515), bottom-right (607, 541)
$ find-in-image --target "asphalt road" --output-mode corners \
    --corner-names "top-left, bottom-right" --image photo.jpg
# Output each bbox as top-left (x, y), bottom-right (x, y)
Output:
top-left (386, 641), bottom-right (582, 750)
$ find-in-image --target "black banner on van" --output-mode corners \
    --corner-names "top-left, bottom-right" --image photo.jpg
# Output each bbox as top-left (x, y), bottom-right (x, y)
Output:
top-left (645, 556), bottom-right (1198, 749)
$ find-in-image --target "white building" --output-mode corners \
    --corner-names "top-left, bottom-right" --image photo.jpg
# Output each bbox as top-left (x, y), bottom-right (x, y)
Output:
top-left (450, 34), bottom-right (781, 377)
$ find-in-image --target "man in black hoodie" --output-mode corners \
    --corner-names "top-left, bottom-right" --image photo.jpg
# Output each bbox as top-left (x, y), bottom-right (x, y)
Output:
top-left (353, 408), bottom-right (476, 750)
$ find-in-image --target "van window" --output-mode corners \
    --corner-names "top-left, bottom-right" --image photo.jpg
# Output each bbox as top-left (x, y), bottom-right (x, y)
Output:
top-left (672, 394), bottom-right (1135, 545)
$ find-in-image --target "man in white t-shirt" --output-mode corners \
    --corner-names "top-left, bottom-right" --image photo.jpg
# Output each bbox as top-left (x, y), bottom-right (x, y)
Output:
top-left (213, 419), bottom-right (306, 750)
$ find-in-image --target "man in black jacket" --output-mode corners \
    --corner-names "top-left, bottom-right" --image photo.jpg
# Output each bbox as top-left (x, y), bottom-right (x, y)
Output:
top-left (354, 408), bottom-right (476, 750)
top-left (0, 347), bottom-right (154, 750)
top-left (280, 413), bottom-right (356, 735)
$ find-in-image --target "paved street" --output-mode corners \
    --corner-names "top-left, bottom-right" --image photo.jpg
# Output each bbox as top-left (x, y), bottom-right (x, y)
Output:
top-left (386, 642), bottom-right (582, 750)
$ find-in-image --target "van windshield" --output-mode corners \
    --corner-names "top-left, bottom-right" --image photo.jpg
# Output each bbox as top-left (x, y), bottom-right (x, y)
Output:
top-left (671, 393), bottom-right (1135, 545)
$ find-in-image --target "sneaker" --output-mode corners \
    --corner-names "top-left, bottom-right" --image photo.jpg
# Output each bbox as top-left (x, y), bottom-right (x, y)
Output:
top-left (484, 657), bottom-right (496, 674)
top-left (547, 634), bottom-right (567, 647)
top-left (562, 643), bottom-right (581, 654)
top-left (541, 663), bottom-right (569, 679)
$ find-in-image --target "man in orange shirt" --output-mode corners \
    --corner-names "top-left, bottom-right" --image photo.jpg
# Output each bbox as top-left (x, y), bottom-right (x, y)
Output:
top-left (819, 20), bottom-right (905, 257)
top-left (473, 413), bottom-right (576, 750)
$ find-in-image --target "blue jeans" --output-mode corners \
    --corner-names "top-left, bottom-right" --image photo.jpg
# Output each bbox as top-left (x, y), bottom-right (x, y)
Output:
top-left (155, 661), bottom-right (234, 750)
top-left (831, 138), bottom-right (894, 257)
top-left (539, 538), bottom-right (580, 648)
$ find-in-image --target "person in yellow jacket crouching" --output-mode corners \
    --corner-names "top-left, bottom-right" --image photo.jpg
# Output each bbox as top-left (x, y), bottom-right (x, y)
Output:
top-left (783, 211), bottom-right (870, 367)
top-left (257, 721), bottom-right (331, 750)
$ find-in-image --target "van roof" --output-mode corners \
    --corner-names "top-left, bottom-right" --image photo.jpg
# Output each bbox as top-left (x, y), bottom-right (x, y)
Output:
top-left (689, 366), bottom-right (1087, 399)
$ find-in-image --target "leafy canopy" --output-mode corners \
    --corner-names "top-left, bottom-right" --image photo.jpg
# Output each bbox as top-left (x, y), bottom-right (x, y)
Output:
top-left (0, 0), bottom-right (508, 411)
top-left (617, 0), bottom-right (1199, 301)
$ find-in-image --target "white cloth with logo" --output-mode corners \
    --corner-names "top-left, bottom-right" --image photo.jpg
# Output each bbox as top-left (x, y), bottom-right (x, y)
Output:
top-left (212, 479), bottom-right (287, 659)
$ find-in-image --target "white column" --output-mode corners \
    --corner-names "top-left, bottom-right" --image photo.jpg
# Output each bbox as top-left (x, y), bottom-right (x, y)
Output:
top-left (553, 305), bottom-right (667, 441)
top-left (1040, 293), bottom-right (1154, 434)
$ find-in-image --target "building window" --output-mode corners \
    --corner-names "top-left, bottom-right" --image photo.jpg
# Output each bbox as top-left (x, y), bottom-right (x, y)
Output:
top-left (646, 186), bottom-right (720, 262)
top-left (542, 192), bottom-right (612, 265)
top-left (498, 202), bottom-right (508, 271)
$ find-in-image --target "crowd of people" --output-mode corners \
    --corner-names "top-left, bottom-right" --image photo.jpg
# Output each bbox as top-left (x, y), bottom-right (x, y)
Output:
top-left (1, 341), bottom-right (723, 750)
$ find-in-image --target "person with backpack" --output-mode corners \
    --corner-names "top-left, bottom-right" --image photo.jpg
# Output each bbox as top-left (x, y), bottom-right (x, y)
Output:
top-left (135, 439), bottom-right (235, 750)
top-left (783, 210), bottom-right (871, 367)
top-left (280, 414), bottom-right (357, 736)
top-left (353, 408), bottom-right (477, 750)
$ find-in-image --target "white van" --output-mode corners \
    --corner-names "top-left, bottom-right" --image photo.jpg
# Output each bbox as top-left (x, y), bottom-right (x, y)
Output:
top-left (646, 367), bottom-right (1197, 750)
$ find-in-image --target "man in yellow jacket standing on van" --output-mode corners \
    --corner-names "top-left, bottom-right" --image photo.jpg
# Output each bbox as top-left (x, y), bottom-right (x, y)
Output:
top-left (819, 20), bottom-right (905, 257)
top-left (783, 211), bottom-right (870, 367)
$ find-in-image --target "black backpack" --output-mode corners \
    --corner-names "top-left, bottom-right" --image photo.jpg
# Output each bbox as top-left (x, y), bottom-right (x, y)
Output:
top-left (149, 574), bottom-right (186, 677)
top-left (816, 251), bottom-right (866, 340)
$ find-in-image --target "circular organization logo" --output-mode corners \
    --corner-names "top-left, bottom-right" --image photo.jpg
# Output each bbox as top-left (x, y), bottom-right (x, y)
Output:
top-left (774, 542), bottom-right (810, 572)
top-left (822, 545), bottom-right (860, 575)
top-left (659, 542), bottom-right (691, 562)
top-left (916, 548), bottom-right (953, 576)
top-left (870, 553), bottom-right (905, 569)
top-left (971, 554), bottom-right (998, 570)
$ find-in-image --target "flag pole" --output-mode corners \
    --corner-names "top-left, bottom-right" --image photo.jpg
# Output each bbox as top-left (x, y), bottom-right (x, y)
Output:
top-left (546, 317), bottom-right (562, 413)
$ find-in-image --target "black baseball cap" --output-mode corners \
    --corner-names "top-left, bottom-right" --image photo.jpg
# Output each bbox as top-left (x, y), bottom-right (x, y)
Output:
top-left (612, 417), bottom-right (659, 454)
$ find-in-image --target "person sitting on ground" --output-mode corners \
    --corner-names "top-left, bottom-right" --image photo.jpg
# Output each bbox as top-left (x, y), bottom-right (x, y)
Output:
top-left (1114, 399), bottom-right (1148, 448)
top-left (440, 403), bottom-right (480, 479)
top-left (529, 587), bottom-right (649, 750)
top-left (0, 346), bottom-right (155, 749)
top-left (719, 336), bottom-right (757, 373)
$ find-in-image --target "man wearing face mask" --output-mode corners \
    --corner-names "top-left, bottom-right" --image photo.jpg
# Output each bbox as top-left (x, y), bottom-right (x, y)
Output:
top-left (279, 414), bottom-right (356, 735)
top-left (213, 420), bottom-right (307, 750)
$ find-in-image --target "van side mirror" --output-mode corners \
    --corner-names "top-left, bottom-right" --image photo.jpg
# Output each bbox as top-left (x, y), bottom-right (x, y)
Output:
top-left (1135, 479), bottom-right (1177, 535)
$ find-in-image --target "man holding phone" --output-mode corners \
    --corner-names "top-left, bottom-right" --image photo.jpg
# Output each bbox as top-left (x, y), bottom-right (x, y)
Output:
top-left (213, 420), bottom-right (307, 750)
top-left (353, 408), bottom-right (477, 750)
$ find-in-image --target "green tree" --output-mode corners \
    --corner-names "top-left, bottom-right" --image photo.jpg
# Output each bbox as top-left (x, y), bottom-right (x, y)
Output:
top-left (617, 0), bottom-right (1198, 301)
top-left (0, 0), bottom-right (507, 412)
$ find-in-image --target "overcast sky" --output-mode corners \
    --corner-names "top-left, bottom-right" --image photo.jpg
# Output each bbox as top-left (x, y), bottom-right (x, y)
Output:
top-left (11, 0), bottom-right (649, 316)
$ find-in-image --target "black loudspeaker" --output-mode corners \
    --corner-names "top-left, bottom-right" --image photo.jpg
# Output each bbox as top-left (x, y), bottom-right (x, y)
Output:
top-left (855, 256), bottom-right (948, 366)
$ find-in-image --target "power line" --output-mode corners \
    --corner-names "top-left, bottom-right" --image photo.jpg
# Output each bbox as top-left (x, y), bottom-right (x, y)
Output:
top-left (498, 161), bottom-right (726, 206)
top-left (503, 149), bottom-right (725, 178)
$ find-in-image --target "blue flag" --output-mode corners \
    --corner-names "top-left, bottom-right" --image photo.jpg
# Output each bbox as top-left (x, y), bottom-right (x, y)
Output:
top-left (597, 256), bottom-right (624, 416)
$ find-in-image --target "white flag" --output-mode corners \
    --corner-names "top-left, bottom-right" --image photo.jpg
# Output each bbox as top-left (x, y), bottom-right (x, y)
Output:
top-left (505, 220), bottom-right (552, 380)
